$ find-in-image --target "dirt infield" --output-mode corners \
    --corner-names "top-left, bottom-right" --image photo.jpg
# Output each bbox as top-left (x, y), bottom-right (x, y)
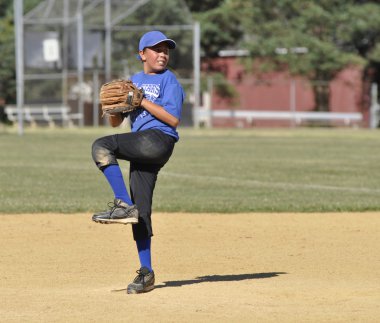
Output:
top-left (1, 212), bottom-right (379, 322)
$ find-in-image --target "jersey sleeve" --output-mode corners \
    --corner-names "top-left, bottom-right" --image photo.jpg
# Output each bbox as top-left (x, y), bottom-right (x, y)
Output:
top-left (161, 82), bottom-right (185, 120)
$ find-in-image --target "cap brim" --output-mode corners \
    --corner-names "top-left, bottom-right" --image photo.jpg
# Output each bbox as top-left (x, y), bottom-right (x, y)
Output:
top-left (149, 39), bottom-right (176, 49)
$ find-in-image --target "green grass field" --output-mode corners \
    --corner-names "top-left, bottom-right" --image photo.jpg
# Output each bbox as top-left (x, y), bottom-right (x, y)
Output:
top-left (0, 126), bottom-right (379, 213)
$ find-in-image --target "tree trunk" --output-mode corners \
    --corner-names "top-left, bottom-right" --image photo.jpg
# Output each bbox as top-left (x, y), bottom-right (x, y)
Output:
top-left (312, 81), bottom-right (330, 112)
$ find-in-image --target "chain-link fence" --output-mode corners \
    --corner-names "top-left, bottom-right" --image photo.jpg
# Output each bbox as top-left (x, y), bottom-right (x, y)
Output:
top-left (13, 0), bottom-right (199, 130)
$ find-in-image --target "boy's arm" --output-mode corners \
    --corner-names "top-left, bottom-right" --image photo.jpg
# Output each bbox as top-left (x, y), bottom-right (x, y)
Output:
top-left (141, 98), bottom-right (179, 127)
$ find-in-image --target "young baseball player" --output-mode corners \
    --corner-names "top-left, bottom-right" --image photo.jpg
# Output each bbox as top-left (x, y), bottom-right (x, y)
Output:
top-left (91, 31), bottom-right (185, 294)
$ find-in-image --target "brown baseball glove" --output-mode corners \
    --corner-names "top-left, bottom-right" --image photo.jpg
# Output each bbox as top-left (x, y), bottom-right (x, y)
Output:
top-left (100, 79), bottom-right (144, 116)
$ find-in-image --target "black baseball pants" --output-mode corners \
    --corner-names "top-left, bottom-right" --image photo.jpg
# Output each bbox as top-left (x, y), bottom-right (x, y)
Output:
top-left (92, 129), bottom-right (176, 240)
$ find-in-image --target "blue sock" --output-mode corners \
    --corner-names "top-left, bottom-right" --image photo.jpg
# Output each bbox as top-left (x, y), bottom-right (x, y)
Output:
top-left (103, 165), bottom-right (133, 205)
top-left (136, 238), bottom-right (152, 272)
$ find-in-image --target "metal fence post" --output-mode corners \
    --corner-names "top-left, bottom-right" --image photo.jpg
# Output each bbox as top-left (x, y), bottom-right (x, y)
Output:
top-left (14, 0), bottom-right (24, 135)
top-left (370, 83), bottom-right (380, 129)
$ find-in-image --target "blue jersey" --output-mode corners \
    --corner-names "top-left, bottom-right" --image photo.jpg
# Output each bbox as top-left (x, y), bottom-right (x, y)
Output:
top-left (129, 69), bottom-right (185, 141)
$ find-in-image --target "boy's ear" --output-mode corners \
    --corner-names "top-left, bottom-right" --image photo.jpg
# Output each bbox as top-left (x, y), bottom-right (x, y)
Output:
top-left (139, 50), bottom-right (146, 62)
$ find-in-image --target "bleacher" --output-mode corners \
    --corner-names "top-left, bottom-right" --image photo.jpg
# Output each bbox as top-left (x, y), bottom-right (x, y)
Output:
top-left (4, 104), bottom-right (83, 128)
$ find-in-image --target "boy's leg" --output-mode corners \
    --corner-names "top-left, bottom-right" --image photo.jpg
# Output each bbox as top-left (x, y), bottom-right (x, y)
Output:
top-left (92, 130), bottom-right (174, 170)
top-left (136, 237), bottom-right (152, 272)
top-left (127, 163), bottom-right (159, 294)
top-left (91, 129), bottom-right (174, 226)
top-left (91, 134), bottom-right (132, 201)
top-left (91, 134), bottom-right (137, 224)
top-left (129, 162), bottom-right (161, 239)
top-left (103, 165), bottom-right (133, 205)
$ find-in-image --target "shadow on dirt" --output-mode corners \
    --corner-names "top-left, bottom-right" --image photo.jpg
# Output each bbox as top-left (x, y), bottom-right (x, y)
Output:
top-left (112, 272), bottom-right (287, 292)
top-left (155, 272), bottom-right (287, 289)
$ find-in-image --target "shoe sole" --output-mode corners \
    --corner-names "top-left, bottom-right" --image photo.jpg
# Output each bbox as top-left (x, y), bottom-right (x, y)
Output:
top-left (127, 285), bottom-right (155, 294)
top-left (92, 217), bottom-right (138, 225)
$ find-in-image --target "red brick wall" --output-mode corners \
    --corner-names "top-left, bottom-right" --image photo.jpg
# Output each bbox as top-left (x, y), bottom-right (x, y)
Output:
top-left (203, 57), bottom-right (366, 127)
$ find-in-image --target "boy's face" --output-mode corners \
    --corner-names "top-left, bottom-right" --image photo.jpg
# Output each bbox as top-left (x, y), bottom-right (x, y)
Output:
top-left (139, 42), bottom-right (170, 74)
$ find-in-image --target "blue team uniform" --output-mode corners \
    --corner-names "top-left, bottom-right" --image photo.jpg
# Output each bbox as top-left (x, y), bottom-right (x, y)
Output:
top-left (130, 69), bottom-right (185, 141)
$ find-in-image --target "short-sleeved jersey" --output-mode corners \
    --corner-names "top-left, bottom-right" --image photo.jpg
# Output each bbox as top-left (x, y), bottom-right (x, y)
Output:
top-left (129, 69), bottom-right (185, 141)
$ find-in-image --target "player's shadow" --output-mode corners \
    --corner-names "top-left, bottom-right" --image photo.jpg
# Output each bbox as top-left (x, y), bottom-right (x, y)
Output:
top-left (154, 272), bottom-right (287, 289)
top-left (112, 272), bottom-right (286, 292)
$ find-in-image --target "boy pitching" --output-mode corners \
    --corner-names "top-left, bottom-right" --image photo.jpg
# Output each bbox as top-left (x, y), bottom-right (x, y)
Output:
top-left (91, 31), bottom-right (185, 294)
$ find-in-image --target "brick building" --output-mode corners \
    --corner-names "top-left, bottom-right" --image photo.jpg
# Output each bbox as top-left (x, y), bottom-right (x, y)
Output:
top-left (201, 56), bottom-right (368, 128)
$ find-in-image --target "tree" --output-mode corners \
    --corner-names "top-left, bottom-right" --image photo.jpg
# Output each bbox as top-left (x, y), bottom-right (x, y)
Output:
top-left (186, 0), bottom-right (244, 58)
top-left (236, 0), bottom-right (380, 111)
top-left (0, 0), bottom-right (41, 104)
top-left (184, 0), bottom-right (223, 12)
top-left (0, 0), bottom-right (16, 103)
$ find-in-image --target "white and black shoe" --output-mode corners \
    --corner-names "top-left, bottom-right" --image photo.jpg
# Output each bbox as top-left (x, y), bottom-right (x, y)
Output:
top-left (92, 199), bottom-right (138, 225)
top-left (127, 267), bottom-right (155, 294)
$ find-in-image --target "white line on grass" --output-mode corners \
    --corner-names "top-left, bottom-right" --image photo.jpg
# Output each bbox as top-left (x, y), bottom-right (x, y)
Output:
top-left (160, 171), bottom-right (380, 194)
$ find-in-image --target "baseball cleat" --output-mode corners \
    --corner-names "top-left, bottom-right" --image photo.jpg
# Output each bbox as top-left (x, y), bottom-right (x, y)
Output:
top-left (127, 267), bottom-right (155, 294)
top-left (92, 198), bottom-right (139, 225)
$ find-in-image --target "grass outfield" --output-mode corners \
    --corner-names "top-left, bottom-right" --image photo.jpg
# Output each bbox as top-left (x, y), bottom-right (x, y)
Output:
top-left (0, 126), bottom-right (379, 213)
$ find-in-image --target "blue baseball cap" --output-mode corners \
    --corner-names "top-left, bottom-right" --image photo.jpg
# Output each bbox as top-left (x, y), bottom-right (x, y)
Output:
top-left (138, 31), bottom-right (176, 51)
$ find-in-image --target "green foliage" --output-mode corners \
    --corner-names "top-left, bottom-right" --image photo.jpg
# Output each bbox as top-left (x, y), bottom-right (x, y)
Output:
top-left (211, 73), bottom-right (239, 104)
top-left (0, 128), bottom-right (380, 213)
top-left (368, 43), bottom-right (380, 63)
top-left (184, 0), bottom-right (224, 12)
top-left (0, 0), bottom-right (41, 102)
top-left (0, 0), bottom-right (16, 102)
top-left (337, 3), bottom-right (380, 59)
top-left (239, 1), bottom-right (368, 77)
top-left (192, 0), bottom-right (244, 57)
top-left (229, 0), bottom-right (380, 110)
